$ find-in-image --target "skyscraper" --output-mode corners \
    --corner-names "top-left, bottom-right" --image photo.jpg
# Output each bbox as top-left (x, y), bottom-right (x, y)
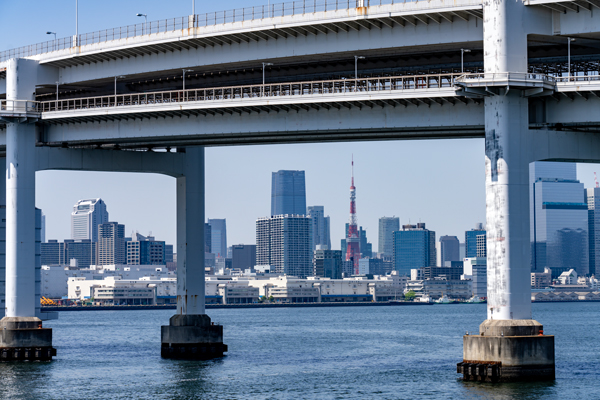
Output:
top-left (231, 244), bottom-right (257, 271)
top-left (256, 215), bottom-right (311, 278)
top-left (208, 219), bottom-right (227, 258)
top-left (378, 217), bottom-right (399, 258)
top-left (71, 199), bottom-right (109, 243)
top-left (96, 222), bottom-right (126, 266)
top-left (271, 170), bottom-right (306, 216)
top-left (439, 236), bottom-right (460, 265)
top-left (393, 223), bottom-right (436, 276)
top-left (530, 162), bottom-right (588, 277)
top-left (307, 206), bottom-right (331, 250)
top-left (586, 187), bottom-right (600, 277)
top-left (465, 223), bottom-right (486, 258)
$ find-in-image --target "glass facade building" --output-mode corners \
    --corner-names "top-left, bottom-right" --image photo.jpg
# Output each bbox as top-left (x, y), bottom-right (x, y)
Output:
top-left (465, 224), bottom-right (485, 258)
top-left (271, 170), bottom-right (306, 216)
top-left (530, 162), bottom-right (588, 277)
top-left (586, 187), bottom-right (600, 277)
top-left (392, 223), bottom-right (436, 276)
top-left (378, 217), bottom-right (400, 258)
top-left (208, 219), bottom-right (227, 258)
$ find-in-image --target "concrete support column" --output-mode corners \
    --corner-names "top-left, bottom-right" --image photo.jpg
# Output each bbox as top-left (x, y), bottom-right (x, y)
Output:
top-left (0, 58), bottom-right (55, 361)
top-left (484, 94), bottom-right (532, 321)
top-left (458, 0), bottom-right (555, 382)
top-left (5, 122), bottom-right (36, 318)
top-left (176, 146), bottom-right (205, 315)
top-left (162, 146), bottom-right (226, 360)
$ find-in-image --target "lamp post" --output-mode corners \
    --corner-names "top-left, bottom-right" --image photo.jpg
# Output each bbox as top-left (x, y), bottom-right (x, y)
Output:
top-left (461, 49), bottom-right (471, 73)
top-left (46, 32), bottom-right (57, 51)
top-left (136, 13), bottom-right (148, 35)
top-left (182, 69), bottom-right (194, 100)
top-left (262, 62), bottom-right (273, 85)
top-left (114, 76), bottom-right (126, 105)
top-left (568, 37), bottom-right (576, 80)
top-left (354, 55), bottom-right (365, 80)
top-left (75, 0), bottom-right (78, 45)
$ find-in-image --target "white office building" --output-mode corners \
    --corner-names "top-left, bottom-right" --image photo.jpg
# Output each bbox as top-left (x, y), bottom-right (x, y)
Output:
top-left (71, 199), bottom-right (109, 243)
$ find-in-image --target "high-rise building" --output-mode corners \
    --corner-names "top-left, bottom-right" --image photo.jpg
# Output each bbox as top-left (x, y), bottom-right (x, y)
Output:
top-left (165, 245), bottom-right (174, 263)
top-left (96, 222), bottom-right (126, 266)
top-left (587, 187), bottom-right (600, 277)
top-left (271, 170), bottom-right (306, 216)
top-left (476, 233), bottom-right (487, 257)
top-left (313, 248), bottom-right (342, 279)
top-left (205, 223), bottom-right (212, 253)
top-left (126, 233), bottom-right (166, 265)
top-left (307, 206), bottom-right (331, 251)
top-left (256, 215), bottom-right (311, 278)
top-left (378, 217), bottom-right (399, 258)
top-left (439, 236), bottom-right (460, 265)
top-left (71, 199), bottom-right (109, 243)
top-left (465, 223), bottom-right (486, 258)
top-left (208, 219), bottom-right (227, 258)
top-left (393, 223), bottom-right (436, 276)
top-left (530, 162), bottom-right (588, 277)
top-left (231, 244), bottom-right (257, 271)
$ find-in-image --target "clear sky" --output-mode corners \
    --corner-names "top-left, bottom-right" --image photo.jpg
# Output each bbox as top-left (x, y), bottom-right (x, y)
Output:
top-left (1, 1), bottom-right (598, 250)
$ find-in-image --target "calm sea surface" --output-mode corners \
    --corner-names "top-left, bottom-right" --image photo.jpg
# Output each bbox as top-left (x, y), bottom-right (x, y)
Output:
top-left (0, 302), bottom-right (598, 399)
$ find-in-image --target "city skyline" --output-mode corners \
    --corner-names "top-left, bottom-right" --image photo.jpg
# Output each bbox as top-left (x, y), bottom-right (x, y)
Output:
top-left (35, 143), bottom-right (600, 255)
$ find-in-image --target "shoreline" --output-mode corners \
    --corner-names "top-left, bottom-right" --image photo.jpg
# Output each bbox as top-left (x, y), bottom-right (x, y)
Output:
top-left (41, 301), bottom-right (435, 312)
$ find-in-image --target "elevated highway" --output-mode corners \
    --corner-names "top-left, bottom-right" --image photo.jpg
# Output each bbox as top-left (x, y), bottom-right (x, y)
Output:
top-left (1, 0), bottom-right (600, 372)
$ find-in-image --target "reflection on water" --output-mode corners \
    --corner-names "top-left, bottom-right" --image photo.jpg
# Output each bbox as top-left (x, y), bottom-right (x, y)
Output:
top-left (461, 380), bottom-right (558, 400)
top-left (0, 303), bottom-right (596, 399)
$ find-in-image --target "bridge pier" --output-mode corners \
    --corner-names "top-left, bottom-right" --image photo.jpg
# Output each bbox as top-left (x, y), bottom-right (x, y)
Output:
top-left (161, 147), bottom-right (226, 360)
top-left (0, 59), bottom-right (55, 361)
top-left (457, 0), bottom-right (554, 382)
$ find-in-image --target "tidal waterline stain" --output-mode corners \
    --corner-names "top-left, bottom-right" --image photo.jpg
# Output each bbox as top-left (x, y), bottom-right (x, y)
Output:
top-left (0, 303), bottom-right (597, 399)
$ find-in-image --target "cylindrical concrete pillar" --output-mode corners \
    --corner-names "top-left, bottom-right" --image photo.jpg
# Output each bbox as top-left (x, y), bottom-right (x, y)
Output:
top-left (176, 146), bottom-right (205, 315)
top-left (484, 94), bottom-right (532, 321)
top-left (5, 122), bottom-right (36, 318)
top-left (483, 0), bottom-right (532, 321)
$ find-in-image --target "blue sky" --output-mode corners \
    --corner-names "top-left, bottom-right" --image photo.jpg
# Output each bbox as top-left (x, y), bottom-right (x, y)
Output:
top-left (1, 1), bottom-right (597, 250)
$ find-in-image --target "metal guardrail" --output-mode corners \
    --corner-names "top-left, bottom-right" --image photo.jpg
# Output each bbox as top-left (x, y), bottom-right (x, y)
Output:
top-left (0, 100), bottom-right (40, 113)
top-left (0, 0), bottom-right (482, 63)
top-left (454, 72), bottom-right (557, 84)
top-left (555, 75), bottom-right (600, 83)
top-left (39, 73), bottom-right (465, 113)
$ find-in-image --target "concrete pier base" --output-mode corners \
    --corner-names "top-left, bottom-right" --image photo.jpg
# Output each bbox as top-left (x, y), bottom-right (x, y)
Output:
top-left (161, 314), bottom-right (227, 360)
top-left (0, 317), bottom-right (56, 361)
top-left (458, 320), bottom-right (555, 382)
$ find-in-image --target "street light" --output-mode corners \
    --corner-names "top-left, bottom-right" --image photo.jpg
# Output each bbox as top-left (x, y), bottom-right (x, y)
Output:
top-left (461, 49), bottom-right (471, 73)
top-left (136, 13), bottom-right (148, 35)
top-left (46, 32), bottom-right (57, 51)
top-left (182, 69), bottom-right (194, 92)
top-left (354, 56), bottom-right (365, 80)
top-left (114, 75), bottom-right (126, 105)
top-left (568, 37), bottom-right (576, 80)
top-left (262, 62), bottom-right (273, 85)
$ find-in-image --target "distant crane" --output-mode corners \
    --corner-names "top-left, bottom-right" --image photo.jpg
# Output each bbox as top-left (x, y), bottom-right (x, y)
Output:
top-left (595, 172), bottom-right (599, 188)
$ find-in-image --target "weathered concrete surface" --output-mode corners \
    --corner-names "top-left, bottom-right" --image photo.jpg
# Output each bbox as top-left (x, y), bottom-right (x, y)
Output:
top-left (480, 319), bottom-right (543, 337)
top-left (161, 314), bottom-right (227, 360)
top-left (0, 317), bottom-right (56, 361)
top-left (459, 319), bottom-right (555, 382)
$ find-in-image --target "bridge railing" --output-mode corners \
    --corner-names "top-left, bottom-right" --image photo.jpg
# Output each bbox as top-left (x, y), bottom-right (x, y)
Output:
top-left (555, 75), bottom-right (600, 83)
top-left (0, 0), bottom-right (476, 62)
top-left (39, 73), bottom-right (466, 113)
top-left (454, 72), bottom-right (556, 85)
top-left (0, 100), bottom-right (40, 114)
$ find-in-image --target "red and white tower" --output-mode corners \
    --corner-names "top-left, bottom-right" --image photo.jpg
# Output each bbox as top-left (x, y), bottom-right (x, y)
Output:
top-left (345, 157), bottom-right (361, 275)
